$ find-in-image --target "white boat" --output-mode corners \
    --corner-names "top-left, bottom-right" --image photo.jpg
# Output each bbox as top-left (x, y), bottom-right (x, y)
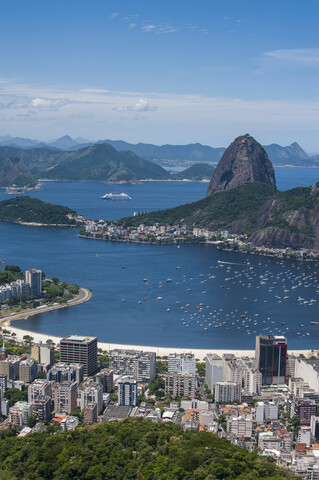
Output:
top-left (101, 193), bottom-right (132, 200)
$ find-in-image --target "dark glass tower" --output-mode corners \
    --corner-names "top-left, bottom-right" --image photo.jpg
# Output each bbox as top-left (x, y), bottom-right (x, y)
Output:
top-left (255, 335), bottom-right (287, 385)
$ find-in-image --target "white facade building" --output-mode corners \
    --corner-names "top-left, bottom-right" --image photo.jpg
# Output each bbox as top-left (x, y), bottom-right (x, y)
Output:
top-left (205, 354), bottom-right (223, 392)
top-left (79, 381), bottom-right (103, 414)
top-left (168, 353), bottom-right (196, 375)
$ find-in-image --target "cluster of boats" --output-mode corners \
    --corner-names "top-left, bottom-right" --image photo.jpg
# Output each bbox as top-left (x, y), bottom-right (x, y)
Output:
top-left (124, 257), bottom-right (319, 340)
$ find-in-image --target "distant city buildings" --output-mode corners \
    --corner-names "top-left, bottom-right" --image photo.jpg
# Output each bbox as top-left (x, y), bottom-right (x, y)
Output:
top-left (0, 268), bottom-right (42, 304)
top-left (47, 362), bottom-right (84, 384)
top-left (109, 350), bottom-right (156, 383)
top-left (60, 335), bottom-right (97, 376)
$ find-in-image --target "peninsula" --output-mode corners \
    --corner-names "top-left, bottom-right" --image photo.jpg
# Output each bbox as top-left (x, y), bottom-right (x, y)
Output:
top-left (80, 135), bottom-right (319, 256)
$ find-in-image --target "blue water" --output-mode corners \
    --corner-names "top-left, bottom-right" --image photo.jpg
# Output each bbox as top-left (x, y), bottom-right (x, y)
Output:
top-left (0, 167), bottom-right (318, 350)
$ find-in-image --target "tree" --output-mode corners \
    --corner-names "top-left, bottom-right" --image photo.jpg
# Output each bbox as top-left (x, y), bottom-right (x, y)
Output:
top-left (23, 335), bottom-right (34, 344)
top-left (5, 265), bottom-right (21, 273)
top-left (196, 362), bottom-right (205, 377)
top-left (4, 388), bottom-right (28, 406)
top-left (110, 393), bottom-right (118, 402)
top-left (156, 361), bottom-right (168, 373)
top-left (27, 416), bottom-right (37, 428)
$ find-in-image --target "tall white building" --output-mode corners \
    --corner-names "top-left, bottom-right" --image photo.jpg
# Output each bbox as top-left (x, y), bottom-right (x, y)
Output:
top-left (222, 355), bottom-right (242, 385)
top-left (168, 353), bottom-right (196, 375)
top-left (205, 354), bottom-right (223, 392)
top-left (238, 357), bottom-right (261, 395)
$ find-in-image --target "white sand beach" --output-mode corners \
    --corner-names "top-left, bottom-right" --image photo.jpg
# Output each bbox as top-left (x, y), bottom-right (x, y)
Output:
top-left (4, 324), bottom-right (315, 361)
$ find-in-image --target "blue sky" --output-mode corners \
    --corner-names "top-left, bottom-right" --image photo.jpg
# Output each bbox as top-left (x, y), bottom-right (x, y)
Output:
top-left (0, 0), bottom-right (318, 151)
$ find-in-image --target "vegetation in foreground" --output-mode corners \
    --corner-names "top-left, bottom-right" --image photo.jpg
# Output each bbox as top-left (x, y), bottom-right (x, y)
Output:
top-left (0, 418), bottom-right (297, 480)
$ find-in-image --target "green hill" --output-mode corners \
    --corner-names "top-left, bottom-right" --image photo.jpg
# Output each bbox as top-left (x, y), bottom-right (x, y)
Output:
top-left (0, 418), bottom-right (296, 480)
top-left (117, 182), bottom-right (319, 251)
top-left (0, 157), bottom-right (36, 187)
top-left (0, 144), bottom-right (170, 182)
top-left (171, 163), bottom-right (214, 181)
top-left (42, 143), bottom-right (170, 182)
top-left (0, 196), bottom-right (80, 225)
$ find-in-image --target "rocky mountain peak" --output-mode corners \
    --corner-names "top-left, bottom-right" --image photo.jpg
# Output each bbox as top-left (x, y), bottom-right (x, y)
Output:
top-left (206, 134), bottom-right (276, 196)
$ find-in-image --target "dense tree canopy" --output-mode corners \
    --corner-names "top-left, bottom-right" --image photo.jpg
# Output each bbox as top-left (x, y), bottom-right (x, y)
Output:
top-left (0, 419), bottom-right (297, 479)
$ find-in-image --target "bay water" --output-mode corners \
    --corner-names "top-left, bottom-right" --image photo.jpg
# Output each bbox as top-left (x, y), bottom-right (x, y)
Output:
top-left (0, 167), bottom-right (318, 350)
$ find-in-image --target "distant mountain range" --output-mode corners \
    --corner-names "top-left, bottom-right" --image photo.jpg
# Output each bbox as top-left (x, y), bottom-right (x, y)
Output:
top-left (0, 135), bottom-right (317, 167)
top-left (0, 144), bottom-right (213, 183)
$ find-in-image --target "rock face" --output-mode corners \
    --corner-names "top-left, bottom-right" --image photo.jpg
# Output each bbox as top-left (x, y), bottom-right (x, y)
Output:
top-left (206, 134), bottom-right (276, 197)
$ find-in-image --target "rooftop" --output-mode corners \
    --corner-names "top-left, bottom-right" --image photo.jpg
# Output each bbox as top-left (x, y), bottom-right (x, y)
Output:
top-left (62, 335), bottom-right (97, 343)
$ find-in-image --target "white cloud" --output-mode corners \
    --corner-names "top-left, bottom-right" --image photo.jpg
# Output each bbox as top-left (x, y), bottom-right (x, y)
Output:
top-left (30, 97), bottom-right (70, 110)
top-left (0, 78), bottom-right (318, 150)
top-left (263, 48), bottom-right (319, 67)
top-left (108, 13), bottom-right (119, 20)
top-left (113, 98), bottom-right (158, 112)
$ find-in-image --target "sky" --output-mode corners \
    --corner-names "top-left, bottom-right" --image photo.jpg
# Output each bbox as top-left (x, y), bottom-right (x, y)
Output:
top-left (0, 0), bottom-right (318, 152)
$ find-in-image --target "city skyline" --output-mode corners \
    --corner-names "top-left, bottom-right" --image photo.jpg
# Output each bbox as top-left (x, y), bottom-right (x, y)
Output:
top-left (0, 0), bottom-right (318, 151)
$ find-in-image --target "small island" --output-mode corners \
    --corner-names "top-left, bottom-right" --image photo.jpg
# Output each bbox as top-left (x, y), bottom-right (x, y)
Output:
top-left (0, 196), bottom-right (84, 226)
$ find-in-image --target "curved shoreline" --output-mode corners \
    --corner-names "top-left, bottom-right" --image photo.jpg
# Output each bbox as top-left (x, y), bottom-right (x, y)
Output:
top-left (0, 287), bottom-right (92, 328)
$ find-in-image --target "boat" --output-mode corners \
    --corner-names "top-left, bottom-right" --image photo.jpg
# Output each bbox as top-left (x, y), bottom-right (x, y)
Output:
top-left (101, 193), bottom-right (132, 200)
top-left (311, 321), bottom-right (319, 325)
top-left (156, 296), bottom-right (163, 300)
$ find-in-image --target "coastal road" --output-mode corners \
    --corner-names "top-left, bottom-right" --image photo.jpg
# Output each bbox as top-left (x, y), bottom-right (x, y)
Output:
top-left (0, 287), bottom-right (92, 328)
